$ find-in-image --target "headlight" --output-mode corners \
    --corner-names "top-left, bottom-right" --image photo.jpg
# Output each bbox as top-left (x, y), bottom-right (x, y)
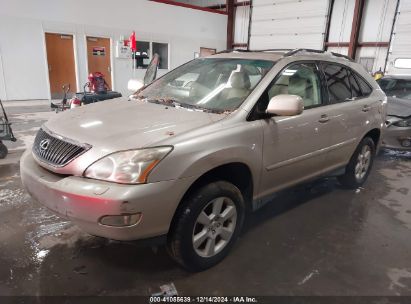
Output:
top-left (393, 118), bottom-right (411, 127)
top-left (84, 146), bottom-right (173, 184)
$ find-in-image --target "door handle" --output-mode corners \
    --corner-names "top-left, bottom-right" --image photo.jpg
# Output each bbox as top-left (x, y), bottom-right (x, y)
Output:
top-left (318, 114), bottom-right (330, 123)
top-left (362, 105), bottom-right (371, 112)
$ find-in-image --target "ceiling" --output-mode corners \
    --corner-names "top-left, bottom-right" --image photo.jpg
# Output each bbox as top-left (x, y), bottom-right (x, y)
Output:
top-left (170, 0), bottom-right (227, 9)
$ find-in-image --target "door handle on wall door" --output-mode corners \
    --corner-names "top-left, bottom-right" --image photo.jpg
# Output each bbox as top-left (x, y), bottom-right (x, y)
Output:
top-left (318, 114), bottom-right (330, 123)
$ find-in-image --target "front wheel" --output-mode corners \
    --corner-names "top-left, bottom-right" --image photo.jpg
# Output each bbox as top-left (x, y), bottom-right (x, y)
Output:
top-left (338, 137), bottom-right (375, 189)
top-left (167, 181), bottom-right (245, 272)
top-left (0, 142), bottom-right (8, 159)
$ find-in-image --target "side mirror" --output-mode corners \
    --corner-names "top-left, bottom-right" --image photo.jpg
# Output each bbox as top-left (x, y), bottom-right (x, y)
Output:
top-left (144, 53), bottom-right (160, 85)
top-left (266, 94), bottom-right (304, 116)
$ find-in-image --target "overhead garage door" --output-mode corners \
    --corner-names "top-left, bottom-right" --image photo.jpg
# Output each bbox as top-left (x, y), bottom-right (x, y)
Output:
top-left (249, 0), bottom-right (331, 50)
top-left (386, 0), bottom-right (411, 75)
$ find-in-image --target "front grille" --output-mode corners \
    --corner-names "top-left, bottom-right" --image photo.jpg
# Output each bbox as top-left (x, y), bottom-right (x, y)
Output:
top-left (33, 128), bottom-right (89, 167)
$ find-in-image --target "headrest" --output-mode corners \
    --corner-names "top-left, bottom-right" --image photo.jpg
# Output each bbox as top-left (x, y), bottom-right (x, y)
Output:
top-left (229, 72), bottom-right (251, 89)
top-left (288, 74), bottom-right (307, 97)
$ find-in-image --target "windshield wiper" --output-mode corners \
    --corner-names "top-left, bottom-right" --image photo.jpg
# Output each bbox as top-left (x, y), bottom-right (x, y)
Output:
top-left (172, 101), bottom-right (227, 114)
top-left (147, 98), bottom-right (201, 110)
top-left (146, 98), bottom-right (230, 114)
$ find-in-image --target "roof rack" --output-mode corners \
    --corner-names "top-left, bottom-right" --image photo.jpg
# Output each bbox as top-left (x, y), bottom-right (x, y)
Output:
top-left (216, 48), bottom-right (354, 62)
top-left (234, 48), bottom-right (294, 53)
top-left (329, 51), bottom-right (354, 62)
top-left (283, 48), bottom-right (324, 56)
top-left (283, 48), bottom-right (354, 62)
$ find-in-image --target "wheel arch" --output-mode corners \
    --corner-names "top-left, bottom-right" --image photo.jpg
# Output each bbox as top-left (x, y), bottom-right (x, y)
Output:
top-left (168, 162), bottom-right (254, 236)
top-left (363, 128), bottom-right (381, 148)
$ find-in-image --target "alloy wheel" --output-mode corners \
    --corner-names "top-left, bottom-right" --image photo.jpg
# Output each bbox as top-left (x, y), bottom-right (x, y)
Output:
top-left (192, 196), bottom-right (237, 258)
top-left (355, 145), bottom-right (372, 181)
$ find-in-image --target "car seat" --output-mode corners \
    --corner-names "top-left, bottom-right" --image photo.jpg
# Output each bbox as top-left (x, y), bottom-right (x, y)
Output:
top-left (222, 71), bottom-right (251, 100)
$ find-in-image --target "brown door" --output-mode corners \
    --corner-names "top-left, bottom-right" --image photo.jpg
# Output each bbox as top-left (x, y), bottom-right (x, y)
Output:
top-left (45, 33), bottom-right (77, 98)
top-left (86, 37), bottom-right (112, 89)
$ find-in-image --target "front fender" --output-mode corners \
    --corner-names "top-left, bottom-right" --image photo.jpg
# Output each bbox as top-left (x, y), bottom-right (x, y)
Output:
top-left (148, 120), bottom-right (264, 194)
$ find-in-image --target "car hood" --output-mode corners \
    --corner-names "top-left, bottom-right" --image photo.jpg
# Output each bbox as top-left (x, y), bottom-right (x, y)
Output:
top-left (44, 99), bottom-right (225, 152)
top-left (387, 97), bottom-right (411, 118)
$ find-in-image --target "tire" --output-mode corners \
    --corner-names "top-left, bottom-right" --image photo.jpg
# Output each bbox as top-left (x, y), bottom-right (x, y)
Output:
top-left (338, 137), bottom-right (375, 189)
top-left (0, 142), bottom-right (8, 159)
top-left (167, 181), bottom-right (245, 272)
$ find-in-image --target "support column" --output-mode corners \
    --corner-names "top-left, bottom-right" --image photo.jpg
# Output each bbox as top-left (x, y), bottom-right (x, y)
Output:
top-left (348, 0), bottom-right (365, 59)
top-left (227, 0), bottom-right (235, 49)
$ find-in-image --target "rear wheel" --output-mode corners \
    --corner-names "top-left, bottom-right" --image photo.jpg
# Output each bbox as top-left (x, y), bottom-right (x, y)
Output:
top-left (167, 181), bottom-right (245, 272)
top-left (338, 137), bottom-right (375, 189)
top-left (0, 142), bottom-right (8, 159)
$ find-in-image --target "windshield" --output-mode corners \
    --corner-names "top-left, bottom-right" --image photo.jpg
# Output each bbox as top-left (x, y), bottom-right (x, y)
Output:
top-left (137, 58), bottom-right (275, 112)
top-left (377, 78), bottom-right (411, 100)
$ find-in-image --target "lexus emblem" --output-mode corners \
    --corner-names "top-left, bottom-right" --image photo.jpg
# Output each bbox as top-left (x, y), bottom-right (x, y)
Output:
top-left (39, 139), bottom-right (50, 151)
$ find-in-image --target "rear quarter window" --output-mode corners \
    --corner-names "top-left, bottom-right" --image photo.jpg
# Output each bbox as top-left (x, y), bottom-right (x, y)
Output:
top-left (354, 73), bottom-right (373, 96)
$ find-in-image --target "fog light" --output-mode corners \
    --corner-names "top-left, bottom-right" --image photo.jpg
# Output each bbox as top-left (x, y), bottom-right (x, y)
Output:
top-left (99, 213), bottom-right (142, 227)
top-left (401, 139), bottom-right (411, 147)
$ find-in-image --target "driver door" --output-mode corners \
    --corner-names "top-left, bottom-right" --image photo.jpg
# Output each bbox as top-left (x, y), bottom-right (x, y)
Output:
top-left (258, 62), bottom-right (333, 197)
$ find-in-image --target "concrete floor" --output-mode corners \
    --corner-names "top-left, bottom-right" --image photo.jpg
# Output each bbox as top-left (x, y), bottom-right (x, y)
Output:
top-left (0, 100), bottom-right (411, 296)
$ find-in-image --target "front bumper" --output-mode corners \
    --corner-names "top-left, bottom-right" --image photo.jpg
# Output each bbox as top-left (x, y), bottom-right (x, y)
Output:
top-left (20, 150), bottom-right (196, 241)
top-left (382, 125), bottom-right (411, 151)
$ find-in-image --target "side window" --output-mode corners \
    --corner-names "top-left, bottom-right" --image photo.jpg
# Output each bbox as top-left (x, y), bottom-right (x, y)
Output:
top-left (267, 63), bottom-right (322, 108)
top-left (322, 64), bottom-right (352, 103)
top-left (354, 73), bottom-right (373, 96)
top-left (348, 70), bottom-right (362, 98)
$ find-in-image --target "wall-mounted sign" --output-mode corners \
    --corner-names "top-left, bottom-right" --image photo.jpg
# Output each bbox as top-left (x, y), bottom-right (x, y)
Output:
top-left (93, 47), bottom-right (106, 56)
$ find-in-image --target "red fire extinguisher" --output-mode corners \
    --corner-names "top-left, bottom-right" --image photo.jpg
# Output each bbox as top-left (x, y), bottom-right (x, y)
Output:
top-left (130, 31), bottom-right (137, 73)
top-left (129, 31), bottom-right (137, 53)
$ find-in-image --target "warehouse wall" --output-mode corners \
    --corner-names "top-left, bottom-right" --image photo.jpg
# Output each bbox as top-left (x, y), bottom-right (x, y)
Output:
top-left (386, 0), bottom-right (411, 75)
top-left (0, 0), bottom-right (227, 100)
top-left (245, 0), bottom-right (407, 75)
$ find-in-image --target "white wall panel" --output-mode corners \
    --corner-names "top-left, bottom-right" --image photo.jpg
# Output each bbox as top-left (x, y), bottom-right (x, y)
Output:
top-left (0, 16), bottom-right (49, 100)
top-left (249, 0), bottom-right (330, 50)
top-left (386, 0), bottom-right (411, 75)
top-left (328, 0), bottom-right (355, 43)
top-left (0, 51), bottom-right (7, 100)
top-left (359, 0), bottom-right (397, 42)
top-left (234, 5), bottom-right (250, 44)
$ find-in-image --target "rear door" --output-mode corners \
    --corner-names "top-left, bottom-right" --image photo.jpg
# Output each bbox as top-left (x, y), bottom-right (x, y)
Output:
top-left (319, 62), bottom-right (375, 167)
